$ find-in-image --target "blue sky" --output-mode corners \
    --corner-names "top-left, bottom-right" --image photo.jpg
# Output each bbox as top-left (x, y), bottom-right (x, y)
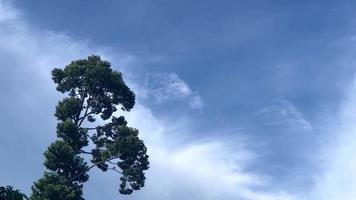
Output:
top-left (1, 0), bottom-right (356, 199)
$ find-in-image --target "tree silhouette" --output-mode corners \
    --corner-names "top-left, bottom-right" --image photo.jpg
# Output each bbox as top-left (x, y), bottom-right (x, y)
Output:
top-left (28, 55), bottom-right (149, 199)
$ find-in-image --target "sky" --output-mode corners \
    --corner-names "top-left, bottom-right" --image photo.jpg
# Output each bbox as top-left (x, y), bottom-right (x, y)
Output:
top-left (1, 0), bottom-right (356, 199)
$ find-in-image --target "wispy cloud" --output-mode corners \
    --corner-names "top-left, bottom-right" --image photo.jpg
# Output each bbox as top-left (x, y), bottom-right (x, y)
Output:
top-left (254, 99), bottom-right (313, 131)
top-left (143, 72), bottom-right (203, 109)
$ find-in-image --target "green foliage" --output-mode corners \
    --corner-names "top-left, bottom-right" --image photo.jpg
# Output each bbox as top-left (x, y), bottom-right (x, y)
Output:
top-left (43, 140), bottom-right (89, 183)
top-left (52, 55), bottom-right (135, 118)
top-left (0, 186), bottom-right (27, 200)
top-left (31, 173), bottom-right (83, 200)
top-left (55, 98), bottom-right (83, 121)
top-left (91, 120), bottom-right (149, 194)
top-left (30, 55), bottom-right (149, 199)
top-left (56, 120), bottom-right (88, 151)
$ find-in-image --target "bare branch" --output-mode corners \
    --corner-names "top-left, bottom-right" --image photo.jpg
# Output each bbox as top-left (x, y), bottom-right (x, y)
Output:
top-left (74, 91), bottom-right (86, 124)
top-left (70, 156), bottom-right (119, 181)
top-left (107, 160), bottom-right (117, 165)
top-left (108, 167), bottom-right (123, 174)
top-left (80, 150), bottom-right (92, 155)
top-left (82, 127), bottom-right (98, 130)
top-left (77, 98), bottom-right (93, 127)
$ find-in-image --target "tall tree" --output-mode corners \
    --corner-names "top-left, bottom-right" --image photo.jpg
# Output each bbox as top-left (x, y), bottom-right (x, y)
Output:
top-left (30, 55), bottom-right (149, 200)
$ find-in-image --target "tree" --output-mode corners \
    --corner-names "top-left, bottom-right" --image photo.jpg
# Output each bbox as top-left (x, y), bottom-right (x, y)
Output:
top-left (29, 55), bottom-right (149, 199)
top-left (0, 186), bottom-right (28, 200)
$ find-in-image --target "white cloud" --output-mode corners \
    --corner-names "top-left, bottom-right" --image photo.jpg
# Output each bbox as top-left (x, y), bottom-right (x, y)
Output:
top-left (144, 72), bottom-right (203, 109)
top-left (308, 78), bottom-right (356, 200)
top-left (116, 104), bottom-right (298, 200)
top-left (254, 99), bottom-right (313, 131)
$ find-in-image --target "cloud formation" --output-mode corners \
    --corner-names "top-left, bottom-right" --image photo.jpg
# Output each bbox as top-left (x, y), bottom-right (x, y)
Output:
top-left (144, 72), bottom-right (203, 109)
top-left (116, 104), bottom-right (298, 200)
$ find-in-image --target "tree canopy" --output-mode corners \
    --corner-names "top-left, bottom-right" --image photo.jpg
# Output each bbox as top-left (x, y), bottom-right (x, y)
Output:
top-left (28, 55), bottom-right (149, 199)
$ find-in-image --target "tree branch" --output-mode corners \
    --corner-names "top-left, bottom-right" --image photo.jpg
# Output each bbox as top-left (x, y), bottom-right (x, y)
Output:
top-left (82, 127), bottom-right (98, 130)
top-left (70, 156), bottom-right (119, 182)
top-left (77, 98), bottom-right (93, 127)
top-left (108, 167), bottom-right (123, 174)
top-left (107, 160), bottom-right (117, 165)
top-left (80, 150), bottom-right (93, 155)
top-left (74, 91), bottom-right (86, 124)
